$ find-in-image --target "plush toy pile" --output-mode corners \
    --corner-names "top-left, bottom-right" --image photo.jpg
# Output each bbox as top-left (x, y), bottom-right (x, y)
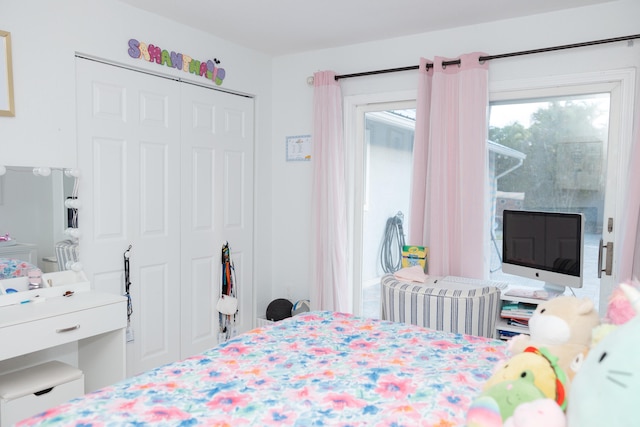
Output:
top-left (566, 282), bottom-right (640, 426)
top-left (467, 282), bottom-right (639, 427)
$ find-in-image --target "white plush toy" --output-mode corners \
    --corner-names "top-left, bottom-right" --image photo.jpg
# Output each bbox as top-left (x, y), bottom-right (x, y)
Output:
top-left (508, 295), bottom-right (600, 384)
top-left (567, 283), bottom-right (640, 426)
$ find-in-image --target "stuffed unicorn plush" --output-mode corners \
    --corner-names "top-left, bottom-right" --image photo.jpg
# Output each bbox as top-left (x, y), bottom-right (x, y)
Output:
top-left (567, 282), bottom-right (639, 426)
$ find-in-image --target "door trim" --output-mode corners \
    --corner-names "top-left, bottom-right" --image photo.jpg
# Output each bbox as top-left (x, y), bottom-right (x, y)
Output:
top-left (344, 91), bottom-right (416, 315)
top-left (74, 53), bottom-right (255, 99)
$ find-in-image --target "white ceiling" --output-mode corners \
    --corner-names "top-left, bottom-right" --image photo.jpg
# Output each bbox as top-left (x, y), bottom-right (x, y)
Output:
top-left (119, 0), bottom-right (617, 56)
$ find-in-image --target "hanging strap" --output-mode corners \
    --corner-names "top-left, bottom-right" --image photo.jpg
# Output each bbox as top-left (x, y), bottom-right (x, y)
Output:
top-left (123, 245), bottom-right (133, 325)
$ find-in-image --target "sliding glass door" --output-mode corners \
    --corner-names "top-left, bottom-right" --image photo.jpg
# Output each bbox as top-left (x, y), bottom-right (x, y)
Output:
top-left (489, 70), bottom-right (635, 313)
top-left (351, 101), bottom-right (416, 318)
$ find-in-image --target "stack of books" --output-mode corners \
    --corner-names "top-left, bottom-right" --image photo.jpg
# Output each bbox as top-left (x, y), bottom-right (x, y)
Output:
top-left (498, 330), bottom-right (521, 340)
top-left (500, 301), bottom-right (537, 330)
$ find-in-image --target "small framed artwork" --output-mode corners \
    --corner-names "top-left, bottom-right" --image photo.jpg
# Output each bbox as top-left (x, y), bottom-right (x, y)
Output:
top-left (286, 135), bottom-right (311, 161)
top-left (0, 30), bottom-right (15, 117)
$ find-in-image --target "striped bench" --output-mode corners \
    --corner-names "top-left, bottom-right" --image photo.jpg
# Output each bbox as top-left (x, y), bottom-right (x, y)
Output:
top-left (381, 274), bottom-right (501, 338)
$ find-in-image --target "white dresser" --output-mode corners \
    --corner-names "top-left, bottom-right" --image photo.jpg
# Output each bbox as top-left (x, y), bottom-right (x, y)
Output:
top-left (0, 273), bottom-right (127, 397)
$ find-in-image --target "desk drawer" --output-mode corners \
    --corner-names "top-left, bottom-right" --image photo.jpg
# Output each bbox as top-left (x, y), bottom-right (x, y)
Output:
top-left (0, 301), bottom-right (125, 360)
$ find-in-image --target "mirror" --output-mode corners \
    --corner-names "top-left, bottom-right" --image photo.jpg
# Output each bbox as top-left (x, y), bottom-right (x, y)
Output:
top-left (0, 166), bottom-right (78, 272)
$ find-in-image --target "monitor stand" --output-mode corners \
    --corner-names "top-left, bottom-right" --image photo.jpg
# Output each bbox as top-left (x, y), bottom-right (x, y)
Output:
top-left (543, 282), bottom-right (566, 296)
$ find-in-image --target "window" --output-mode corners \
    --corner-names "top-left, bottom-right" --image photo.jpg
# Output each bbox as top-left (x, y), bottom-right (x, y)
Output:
top-left (489, 92), bottom-right (611, 307)
top-left (348, 70), bottom-right (633, 316)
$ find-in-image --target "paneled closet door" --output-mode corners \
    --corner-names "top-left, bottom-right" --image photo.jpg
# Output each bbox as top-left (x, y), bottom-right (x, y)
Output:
top-left (76, 58), bottom-right (182, 376)
top-left (179, 82), bottom-right (254, 358)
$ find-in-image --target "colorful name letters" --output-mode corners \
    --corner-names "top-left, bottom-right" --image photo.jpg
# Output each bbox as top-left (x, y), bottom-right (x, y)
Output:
top-left (128, 39), bottom-right (226, 86)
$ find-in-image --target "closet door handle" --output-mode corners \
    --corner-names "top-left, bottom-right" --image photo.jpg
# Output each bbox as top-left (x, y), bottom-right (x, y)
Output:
top-left (56, 324), bottom-right (81, 333)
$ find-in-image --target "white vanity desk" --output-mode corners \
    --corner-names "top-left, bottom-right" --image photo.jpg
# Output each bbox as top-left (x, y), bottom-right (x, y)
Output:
top-left (0, 271), bottom-right (127, 394)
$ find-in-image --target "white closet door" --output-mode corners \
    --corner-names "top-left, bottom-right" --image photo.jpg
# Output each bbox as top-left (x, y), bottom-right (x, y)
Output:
top-left (76, 58), bottom-right (182, 376)
top-left (180, 82), bottom-right (254, 358)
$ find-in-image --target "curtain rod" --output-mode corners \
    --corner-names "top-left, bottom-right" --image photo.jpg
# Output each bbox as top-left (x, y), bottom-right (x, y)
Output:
top-left (334, 33), bottom-right (640, 80)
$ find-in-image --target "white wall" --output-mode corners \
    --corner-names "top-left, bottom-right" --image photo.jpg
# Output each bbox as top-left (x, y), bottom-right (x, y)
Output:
top-left (270, 0), bottom-right (640, 303)
top-left (0, 0), bottom-right (274, 317)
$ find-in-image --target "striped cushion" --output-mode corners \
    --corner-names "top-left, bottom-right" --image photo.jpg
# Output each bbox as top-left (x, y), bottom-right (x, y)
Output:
top-left (381, 274), bottom-right (501, 338)
top-left (55, 240), bottom-right (79, 271)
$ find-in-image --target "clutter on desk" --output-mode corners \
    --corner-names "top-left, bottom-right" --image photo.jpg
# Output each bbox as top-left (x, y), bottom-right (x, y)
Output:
top-left (0, 269), bottom-right (90, 307)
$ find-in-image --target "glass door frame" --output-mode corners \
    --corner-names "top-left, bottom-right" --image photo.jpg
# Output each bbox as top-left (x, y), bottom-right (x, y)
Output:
top-left (344, 91), bottom-right (416, 316)
top-left (489, 68), bottom-right (636, 314)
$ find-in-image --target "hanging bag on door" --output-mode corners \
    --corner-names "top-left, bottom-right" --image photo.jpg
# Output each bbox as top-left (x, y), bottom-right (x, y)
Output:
top-left (217, 294), bottom-right (238, 315)
top-left (218, 241), bottom-right (238, 342)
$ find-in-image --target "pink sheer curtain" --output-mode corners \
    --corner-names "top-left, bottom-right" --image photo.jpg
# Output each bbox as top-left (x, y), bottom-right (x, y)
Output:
top-left (409, 57), bottom-right (433, 244)
top-left (618, 99), bottom-right (640, 281)
top-left (310, 71), bottom-right (349, 312)
top-left (409, 53), bottom-right (489, 278)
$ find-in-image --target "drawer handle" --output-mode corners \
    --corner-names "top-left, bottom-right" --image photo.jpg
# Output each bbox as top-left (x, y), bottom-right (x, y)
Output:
top-left (34, 387), bottom-right (54, 396)
top-left (56, 324), bottom-right (81, 333)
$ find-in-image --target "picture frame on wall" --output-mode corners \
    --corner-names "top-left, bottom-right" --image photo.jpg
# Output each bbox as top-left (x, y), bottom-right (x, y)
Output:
top-left (0, 30), bottom-right (15, 117)
top-left (286, 135), bottom-right (312, 161)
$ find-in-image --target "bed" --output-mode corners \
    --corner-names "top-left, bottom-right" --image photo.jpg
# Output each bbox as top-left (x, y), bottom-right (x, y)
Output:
top-left (0, 258), bottom-right (38, 280)
top-left (18, 311), bottom-right (508, 426)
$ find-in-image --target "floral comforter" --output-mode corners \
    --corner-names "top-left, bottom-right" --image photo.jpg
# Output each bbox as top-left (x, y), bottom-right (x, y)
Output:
top-left (19, 311), bottom-right (507, 426)
top-left (0, 257), bottom-right (36, 280)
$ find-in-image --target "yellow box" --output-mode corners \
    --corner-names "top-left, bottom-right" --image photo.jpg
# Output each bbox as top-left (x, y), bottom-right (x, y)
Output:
top-left (401, 246), bottom-right (428, 269)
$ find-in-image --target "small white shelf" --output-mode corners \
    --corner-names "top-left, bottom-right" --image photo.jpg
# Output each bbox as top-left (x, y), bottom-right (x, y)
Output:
top-left (496, 285), bottom-right (552, 340)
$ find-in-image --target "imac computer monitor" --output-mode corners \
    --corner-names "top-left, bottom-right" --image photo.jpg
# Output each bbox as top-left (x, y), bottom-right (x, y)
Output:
top-left (502, 210), bottom-right (584, 292)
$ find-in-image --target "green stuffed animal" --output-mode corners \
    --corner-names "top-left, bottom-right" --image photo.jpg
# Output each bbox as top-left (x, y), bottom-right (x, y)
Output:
top-left (467, 374), bottom-right (546, 426)
top-left (567, 283), bottom-right (640, 426)
top-left (467, 345), bottom-right (569, 426)
top-left (483, 346), bottom-right (568, 410)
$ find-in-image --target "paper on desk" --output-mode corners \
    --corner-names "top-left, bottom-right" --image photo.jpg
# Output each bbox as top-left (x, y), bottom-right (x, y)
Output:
top-left (393, 265), bottom-right (428, 283)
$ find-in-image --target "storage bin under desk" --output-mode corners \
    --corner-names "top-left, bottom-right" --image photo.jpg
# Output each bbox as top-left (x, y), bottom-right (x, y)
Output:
top-left (0, 361), bottom-right (84, 426)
